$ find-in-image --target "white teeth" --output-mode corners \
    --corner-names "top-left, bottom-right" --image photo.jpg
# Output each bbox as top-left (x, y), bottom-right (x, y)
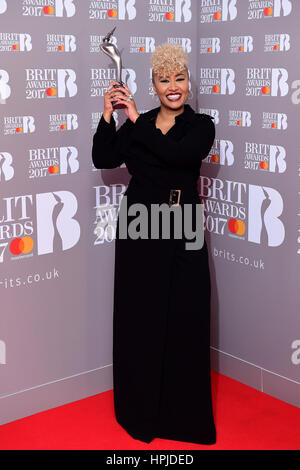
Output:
top-left (167, 94), bottom-right (181, 101)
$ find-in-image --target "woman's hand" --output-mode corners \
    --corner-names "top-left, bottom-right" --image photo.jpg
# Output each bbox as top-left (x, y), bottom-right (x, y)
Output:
top-left (104, 81), bottom-right (139, 124)
top-left (102, 81), bottom-right (117, 123)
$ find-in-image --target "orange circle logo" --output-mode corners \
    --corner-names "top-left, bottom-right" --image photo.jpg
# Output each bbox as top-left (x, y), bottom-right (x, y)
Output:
top-left (213, 85), bottom-right (220, 93)
top-left (264, 7), bottom-right (273, 16)
top-left (22, 236), bottom-right (34, 254)
top-left (261, 86), bottom-right (270, 95)
top-left (207, 47), bottom-right (212, 53)
top-left (274, 44), bottom-right (279, 51)
top-left (259, 161), bottom-right (268, 170)
top-left (211, 155), bottom-right (219, 163)
top-left (271, 123), bottom-right (277, 128)
top-left (214, 11), bottom-right (221, 20)
top-left (49, 165), bottom-right (59, 174)
top-left (139, 47), bottom-right (145, 52)
top-left (10, 236), bottom-right (34, 255)
top-left (58, 45), bottom-right (64, 51)
top-left (16, 127), bottom-right (23, 133)
top-left (165, 12), bottom-right (174, 20)
top-left (235, 220), bottom-right (245, 236)
top-left (228, 218), bottom-right (245, 235)
top-left (107, 9), bottom-right (117, 17)
top-left (46, 88), bottom-right (57, 97)
top-left (44, 6), bottom-right (55, 15)
top-left (12, 44), bottom-right (19, 50)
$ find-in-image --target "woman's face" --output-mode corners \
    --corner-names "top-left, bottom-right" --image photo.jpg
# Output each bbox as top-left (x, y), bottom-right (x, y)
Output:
top-left (152, 67), bottom-right (189, 112)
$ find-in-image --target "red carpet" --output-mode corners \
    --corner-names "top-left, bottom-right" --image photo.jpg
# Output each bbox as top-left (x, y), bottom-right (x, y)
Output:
top-left (0, 371), bottom-right (299, 450)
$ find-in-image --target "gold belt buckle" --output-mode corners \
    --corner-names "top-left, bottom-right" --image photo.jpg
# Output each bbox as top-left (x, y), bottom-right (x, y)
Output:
top-left (169, 189), bottom-right (181, 207)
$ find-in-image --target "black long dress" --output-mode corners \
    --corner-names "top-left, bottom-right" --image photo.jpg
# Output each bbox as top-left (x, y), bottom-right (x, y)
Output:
top-left (92, 104), bottom-right (216, 445)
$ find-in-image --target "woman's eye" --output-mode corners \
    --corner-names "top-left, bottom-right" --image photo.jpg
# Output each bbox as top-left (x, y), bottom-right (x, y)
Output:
top-left (176, 78), bottom-right (185, 81)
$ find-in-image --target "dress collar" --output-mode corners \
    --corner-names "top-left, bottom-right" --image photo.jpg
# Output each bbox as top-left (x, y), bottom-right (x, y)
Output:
top-left (145, 103), bottom-right (195, 123)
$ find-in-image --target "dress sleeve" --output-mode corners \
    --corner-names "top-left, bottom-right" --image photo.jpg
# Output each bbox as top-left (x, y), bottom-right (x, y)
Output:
top-left (92, 114), bottom-right (132, 169)
top-left (130, 113), bottom-right (215, 169)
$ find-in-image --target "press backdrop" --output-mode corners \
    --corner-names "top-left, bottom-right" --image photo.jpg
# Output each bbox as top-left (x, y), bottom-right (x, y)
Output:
top-left (0, 0), bottom-right (299, 426)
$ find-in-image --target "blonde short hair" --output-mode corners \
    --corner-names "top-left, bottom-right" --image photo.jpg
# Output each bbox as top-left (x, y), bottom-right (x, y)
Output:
top-left (151, 43), bottom-right (188, 78)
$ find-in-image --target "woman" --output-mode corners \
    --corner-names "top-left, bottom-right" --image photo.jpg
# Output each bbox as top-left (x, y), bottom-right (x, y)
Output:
top-left (92, 43), bottom-right (216, 445)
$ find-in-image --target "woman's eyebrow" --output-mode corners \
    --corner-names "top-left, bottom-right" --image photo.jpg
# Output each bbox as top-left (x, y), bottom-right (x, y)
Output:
top-left (159, 73), bottom-right (185, 79)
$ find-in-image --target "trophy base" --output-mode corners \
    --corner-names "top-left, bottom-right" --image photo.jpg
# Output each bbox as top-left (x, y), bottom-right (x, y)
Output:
top-left (113, 103), bottom-right (127, 110)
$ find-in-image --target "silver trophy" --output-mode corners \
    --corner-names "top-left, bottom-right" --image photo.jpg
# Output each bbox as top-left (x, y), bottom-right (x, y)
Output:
top-left (100, 27), bottom-right (126, 109)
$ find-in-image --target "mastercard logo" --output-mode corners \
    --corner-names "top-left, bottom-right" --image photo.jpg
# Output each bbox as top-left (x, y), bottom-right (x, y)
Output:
top-left (12, 44), bottom-right (19, 50)
top-left (46, 88), bottom-right (57, 97)
top-left (259, 161), bottom-right (268, 170)
top-left (213, 85), bottom-right (220, 93)
top-left (10, 236), bottom-right (34, 255)
top-left (43, 6), bottom-right (55, 15)
top-left (58, 45), bottom-right (64, 51)
top-left (207, 47), bottom-right (212, 53)
top-left (238, 46), bottom-right (244, 52)
top-left (16, 127), bottom-right (23, 133)
top-left (60, 124), bottom-right (67, 130)
top-left (211, 154), bottom-right (219, 163)
top-left (237, 120), bottom-right (242, 126)
top-left (48, 165), bottom-right (59, 174)
top-left (228, 218), bottom-right (245, 236)
top-left (214, 11), bottom-right (222, 20)
top-left (261, 86), bottom-right (270, 95)
top-left (107, 9), bottom-right (117, 17)
top-left (165, 12), bottom-right (174, 20)
top-left (264, 7), bottom-right (273, 16)
top-left (271, 123), bottom-right (277, 128)
top-left (139, 47), bottom-right (145, 52)
top-left (273, 44), bottom-right (279, 51)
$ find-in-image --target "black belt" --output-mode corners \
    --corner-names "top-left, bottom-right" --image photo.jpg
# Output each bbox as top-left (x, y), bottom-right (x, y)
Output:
top-left (127, 178), bottom-right (199, 206)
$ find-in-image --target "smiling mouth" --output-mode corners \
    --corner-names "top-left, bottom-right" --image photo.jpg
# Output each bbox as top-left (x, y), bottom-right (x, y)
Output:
top-left (166, 93), bottom-right (182, 102)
